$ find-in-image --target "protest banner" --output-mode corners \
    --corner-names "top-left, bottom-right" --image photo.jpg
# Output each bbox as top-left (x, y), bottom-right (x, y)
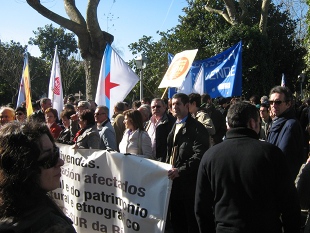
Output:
top-left (53, 144), bottom-right (172, 233)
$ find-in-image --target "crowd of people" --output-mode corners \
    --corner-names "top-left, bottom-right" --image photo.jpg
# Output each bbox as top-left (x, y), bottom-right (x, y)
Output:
top-left (0, 86), bottom-right (309, 233)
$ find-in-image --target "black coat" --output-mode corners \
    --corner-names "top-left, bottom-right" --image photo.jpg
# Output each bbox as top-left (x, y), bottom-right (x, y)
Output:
top-left (166, 114), bottom-right (209, 200)
top-left (195, 127), bottom-right (300, 233)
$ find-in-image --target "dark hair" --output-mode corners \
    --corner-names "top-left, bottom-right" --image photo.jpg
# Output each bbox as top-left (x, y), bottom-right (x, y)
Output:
top-left (269, 86), bottom-right (293, 102)
top-left (15, 106), bottom-right (26, 115)
top-left (260, 102), bottom-right (270, 109)
top-left (40, 98), bottom-right (51, 106)
top-left (227, 101), bottom-right (259, 128)
top-left (114, 102), bottom-right (125, 112)
top-left (142, 97), bottom-right (151, 104)
top-left (45, 108), bottom-right (58, 118)
top-left (0, 121), bottom-right (55, 217)
top-left (249, 95), bottom-right (260, 105)
top-left (63, 104), bottom-right (75, 111)
top-left (132, 100), bottom-right (141, 109)
top-left (60, 109), bottom-right (75, 119)
top-left (123, 109), bottom-right (144, 131)
top-left (188, 93), bottom-right (202, 107)
top-left (80, 109), bottom-right (95, 126)
top-left (201, 94), bottom-right (211, 104)
top-left (172, 93), bottom-right (189, 105)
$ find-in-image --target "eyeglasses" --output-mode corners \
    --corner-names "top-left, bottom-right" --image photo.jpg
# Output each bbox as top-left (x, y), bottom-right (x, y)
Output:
top-left (269, 100), bottom-right (286, 105)
top-left (37, 147), bottom-right (60, 169)
top-left (94, 112), bottom-right (106, 116)
top-left (151, 105), bottom-right (162, 109)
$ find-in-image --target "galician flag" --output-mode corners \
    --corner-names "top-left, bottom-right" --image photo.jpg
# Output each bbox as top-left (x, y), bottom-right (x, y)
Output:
top-left (48, 46), bottom-right (64, 118)
top-left (192, 65), bottom-right (205, 95)
top-left (16, 76), bottom-right (25, 108)
top-left (22, 53), bottom-right (33, 116)
top-left (95, 44), bottom-right (139, 119)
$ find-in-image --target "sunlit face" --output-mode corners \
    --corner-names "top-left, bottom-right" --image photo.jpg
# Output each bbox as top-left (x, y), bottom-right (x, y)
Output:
top-left (94, 108), bottom-right (107, 124)
top-left (45, 112), bottom-right (56, 124)
top-left (62, 116), bottom-right (70, 129)
top-left (151, 100), bottom-right (165, 118)
top-left (0, 109), bottom-right (15, 125)
top-left (123, 115), bottom-right (134, 130)
top-left (172, 97), bottom-right (188, 120)
top-left (38, 134), bottom-right (64, 191)
top-left (15, 111), bottom-right (26, 122)
top-left (269, 92), bottom-right (291, 117)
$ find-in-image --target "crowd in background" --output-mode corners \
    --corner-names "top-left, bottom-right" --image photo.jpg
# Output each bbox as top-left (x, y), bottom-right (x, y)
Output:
top-left (0, 86), bottom-right (310, 233)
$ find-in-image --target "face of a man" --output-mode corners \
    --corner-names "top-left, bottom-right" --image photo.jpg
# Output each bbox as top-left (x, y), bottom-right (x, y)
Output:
top-left (0, 109), bottom-right (15, 125)
top-left (42, 99), bottom-right (52, 111)
top-left (172, 97), bottom-right (188, 120)
top-left (269, 92), bottom-right (291, 117)
top-left (151, 100), bottom-right (165, 118)
top-left (259, 107), bottom-right (269, 120)
top-left (94, 108), bottom-right (107, 124)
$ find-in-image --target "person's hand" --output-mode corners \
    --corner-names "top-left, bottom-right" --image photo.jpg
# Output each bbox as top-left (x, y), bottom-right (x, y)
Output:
top-left (70, 114), bottom-right (79, 121)
top-left (168, 168), bottom-right (179, 180)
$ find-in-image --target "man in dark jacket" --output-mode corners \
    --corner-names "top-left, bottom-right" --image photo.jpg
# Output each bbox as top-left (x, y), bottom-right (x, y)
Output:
top-left (166, 93), bottom-right (209, 233)
top-left (195, 101), bottom-right (300, 233)
top-left (267, 86), bottom-right (304, 180)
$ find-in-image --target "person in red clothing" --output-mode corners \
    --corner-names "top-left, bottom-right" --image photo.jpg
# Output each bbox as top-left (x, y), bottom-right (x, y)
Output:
top-left (45, 107), bottom-right (62, 139)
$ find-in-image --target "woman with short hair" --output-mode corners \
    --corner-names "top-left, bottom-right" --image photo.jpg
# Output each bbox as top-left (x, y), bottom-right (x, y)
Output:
top-left (45, 107), bottom-right (62, 139)
top-left (73, 109), bottom-right (100, 149)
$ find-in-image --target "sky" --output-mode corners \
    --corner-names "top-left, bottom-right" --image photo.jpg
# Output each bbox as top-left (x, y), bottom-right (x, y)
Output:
top-left (0, 0), bottom-right (188, 62)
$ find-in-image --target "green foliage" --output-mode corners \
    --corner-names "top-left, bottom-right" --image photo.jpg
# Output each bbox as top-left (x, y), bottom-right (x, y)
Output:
top-left (129, 0), bottom-right (306, 100)
top-left (29, 24), bottom-right (78, 61)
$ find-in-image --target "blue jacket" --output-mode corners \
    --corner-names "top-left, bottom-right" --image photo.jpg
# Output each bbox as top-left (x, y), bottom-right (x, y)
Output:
top-left (267, 108), bottom-right (304, 180)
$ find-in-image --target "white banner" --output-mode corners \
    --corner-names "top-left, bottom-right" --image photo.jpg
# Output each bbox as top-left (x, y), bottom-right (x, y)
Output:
top-left (158, 49), bottom-right (198, 88)
top-left (53, 144), bottom-right (172, 233)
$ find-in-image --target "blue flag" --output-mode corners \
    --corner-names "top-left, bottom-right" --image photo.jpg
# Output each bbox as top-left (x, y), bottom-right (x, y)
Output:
top-left (168, 41), bottom-right (242, 98)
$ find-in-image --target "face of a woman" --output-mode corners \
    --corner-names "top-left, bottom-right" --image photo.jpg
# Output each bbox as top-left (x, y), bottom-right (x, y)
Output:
top-left (38, 134), bottom-right (64, 191)
top-left (123, 115), bottom-right (134, 130)
top-left (45, 112), bottom-right (56, 124)
top-left (15, 111), bottom-right (26, 122)
top-left (62, 116), bottom-right (70, 129)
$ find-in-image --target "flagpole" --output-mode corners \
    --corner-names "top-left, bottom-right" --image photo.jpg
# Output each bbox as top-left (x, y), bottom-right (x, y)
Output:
top-left (161, 87), bottom-right (169, 99)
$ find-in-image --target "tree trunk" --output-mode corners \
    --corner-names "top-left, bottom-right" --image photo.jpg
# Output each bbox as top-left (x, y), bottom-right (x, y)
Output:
top-left (259, 0), bottom-right (271, 35)
top-left (26, 0), bottom-right (114, 100)
top-left (83, 55), bottom-right (102, 100)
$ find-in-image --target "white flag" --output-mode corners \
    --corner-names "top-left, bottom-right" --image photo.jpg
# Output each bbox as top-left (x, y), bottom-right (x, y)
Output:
top-left (16, 76), bottom-right (25, 108)
top-left (192, 65), bottom-right (205, 95)
top-left (48, 46), bottom-right (64, 118)
top-left (177, 71), bottom-right (192, 95)
top-left (95, 44), bottom-right (139, 119)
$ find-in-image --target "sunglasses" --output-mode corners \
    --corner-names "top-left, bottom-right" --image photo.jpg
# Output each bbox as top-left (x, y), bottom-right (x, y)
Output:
top-left (151, 105), bottom-right (162, 109)
top-left (94, 112), bottom-right (106, 116)
top-left (37, 147), bottom-right (60, 169)
top-left (269, 100), bottom-right (286, 105)
top-left (16, 112), bottom-right (24, 116)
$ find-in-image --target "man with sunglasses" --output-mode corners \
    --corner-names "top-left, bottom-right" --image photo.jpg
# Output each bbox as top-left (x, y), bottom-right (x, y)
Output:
top-left (267, 86), bottom-right (304, 180)
top-left (94, 106), bottom-right (117, 151)
top-left (146, 98), bottom-right (175, 162)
